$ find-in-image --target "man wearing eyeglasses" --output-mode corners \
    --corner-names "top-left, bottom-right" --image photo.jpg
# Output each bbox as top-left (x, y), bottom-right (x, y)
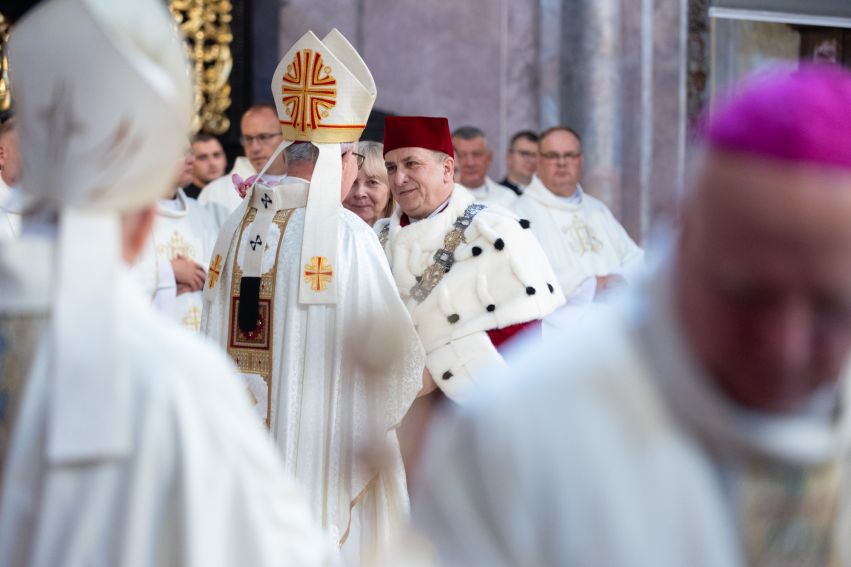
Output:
top-left (499, 130), bottom-right (539, 196)
top-left (198, 104), bottom-right (286, 228)
top-left (513, 126), bottom-right (643, 314)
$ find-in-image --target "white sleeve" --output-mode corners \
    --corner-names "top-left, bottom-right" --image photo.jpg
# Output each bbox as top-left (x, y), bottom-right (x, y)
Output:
top-left (151, 256), bottom-right (177, 314)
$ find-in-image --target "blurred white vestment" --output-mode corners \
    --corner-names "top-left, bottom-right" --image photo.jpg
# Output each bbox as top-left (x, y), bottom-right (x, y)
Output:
top-left (413, 261), bottom-right (851, 566)
top-left (0, 238), bottom-right (333, 567)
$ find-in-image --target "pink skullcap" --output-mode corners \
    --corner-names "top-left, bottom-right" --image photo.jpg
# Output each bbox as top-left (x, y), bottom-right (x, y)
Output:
top-left (705, 64), bottom-right (851, 170)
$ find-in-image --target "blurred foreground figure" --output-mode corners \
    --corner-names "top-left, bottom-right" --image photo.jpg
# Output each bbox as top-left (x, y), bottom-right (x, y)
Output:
top-left (202, 30), bottom-right (423, 564)
top-left (0, 1), bottom-right (330, 565)
top-left (414, 65), bottom-right (851, 566)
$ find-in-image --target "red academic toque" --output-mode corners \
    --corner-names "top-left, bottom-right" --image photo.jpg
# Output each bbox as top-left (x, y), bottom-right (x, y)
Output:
top-left (383, 116), bottom-right (455, 158)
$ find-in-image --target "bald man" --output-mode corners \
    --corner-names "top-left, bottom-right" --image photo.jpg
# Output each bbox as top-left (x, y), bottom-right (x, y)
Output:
top-left (414, 65), bottom-right (851, 566)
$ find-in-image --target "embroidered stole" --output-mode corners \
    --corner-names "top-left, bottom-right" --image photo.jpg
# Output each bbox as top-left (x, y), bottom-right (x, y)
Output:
top-left (226, 207), bottom-right (295, 428)
top-left (740, 459), bottom-right (842, 565)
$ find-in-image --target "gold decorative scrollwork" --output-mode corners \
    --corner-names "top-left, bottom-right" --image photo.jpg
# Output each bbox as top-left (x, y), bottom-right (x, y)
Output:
top-left (0, 13), bottom-right (11, 115)
top-left (169, 0), bottom-right (234, 135)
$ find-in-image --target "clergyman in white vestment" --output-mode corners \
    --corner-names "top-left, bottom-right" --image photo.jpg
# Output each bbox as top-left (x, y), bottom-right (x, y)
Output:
top-left (413, 66), bottom-right (851, 566)
top-left (133, 154), bottom-right (218, 331)
top-left (0, 2), bottom-right (332, 566)
top-left (512, 127), bottom-right (643, 308)
top-left (202, 30), bottom-right (423, 565)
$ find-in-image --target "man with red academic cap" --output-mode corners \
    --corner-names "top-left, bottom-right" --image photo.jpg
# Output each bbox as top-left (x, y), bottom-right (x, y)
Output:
top-left (412, 65), bottom-right (851, 566)
top-left (377, 116), bottom-right (564, 403)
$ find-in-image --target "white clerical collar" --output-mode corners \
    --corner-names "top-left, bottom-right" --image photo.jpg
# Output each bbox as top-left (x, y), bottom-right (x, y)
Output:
top-left (158, 188), bottom-right (189, 218)
top-left (632, 256), bottom-right (850, 466)
top-left (467, 181), bottom-right (487, 193)
top-left (554, 185), bottom-right (583, 205)
top-left (264, 173), bottom-right (288, 183)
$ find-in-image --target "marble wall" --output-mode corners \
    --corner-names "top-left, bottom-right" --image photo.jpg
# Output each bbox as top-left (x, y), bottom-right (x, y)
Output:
top-left (560, 0), bottom-right (691, 239)
top-left (278, 0), bottom-right (539, 180)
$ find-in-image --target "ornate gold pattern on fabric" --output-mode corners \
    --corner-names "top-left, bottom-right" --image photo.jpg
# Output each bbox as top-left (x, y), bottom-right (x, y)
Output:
top-left (169, 0), bottom-right (233, 134)
top-left (409, 203), bottom-right (485, 303)
top-left (0, 13), bottom-right (10, 114)
top-left (564, 215), bottom-right (603, 255)
top-left (157, 230), bottom-right (194, 260)
top-left (226, 207), bottom-right (294, 427)
top-left (0, 315), bottom-right (48, 487)
top-left (740, 460), bottom-right (842, 566)
top-left (181, 305), bottom-right (202, 331)
top-left (303, 255), bottom-right (333, 292)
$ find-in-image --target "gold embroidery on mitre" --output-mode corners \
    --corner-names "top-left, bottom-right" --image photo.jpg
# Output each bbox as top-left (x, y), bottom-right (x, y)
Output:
top-left (565, 215), bottom-right (603, 255)
top-left (281, 49), bottom-right (337, 134)
top-left (304, 256), bottom-right (333, 292)
top-left (278, 47), bottom-right (366, 142)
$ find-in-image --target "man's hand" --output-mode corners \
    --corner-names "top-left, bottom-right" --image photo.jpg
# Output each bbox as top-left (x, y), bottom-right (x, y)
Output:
top-left (594, 274), bottom-right (626, 299)
top-left (172, 254), bottom-right (206, 295)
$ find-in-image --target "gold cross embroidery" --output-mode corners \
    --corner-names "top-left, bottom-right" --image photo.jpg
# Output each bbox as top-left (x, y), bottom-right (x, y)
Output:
top-left (181, 306), bottom-right (202, 332)
top-left (303, 256), bottom-right (333, 292)
top-left (207, 254), bottom-right (223, 289)
top-left (568, 216), bottom-right (603, 255)
top-left (157, 230), bottom-right (194, 261)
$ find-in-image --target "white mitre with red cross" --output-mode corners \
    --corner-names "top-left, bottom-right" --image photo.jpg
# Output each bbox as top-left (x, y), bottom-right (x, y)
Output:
top-left (274, 29), bottom-right (376, 304)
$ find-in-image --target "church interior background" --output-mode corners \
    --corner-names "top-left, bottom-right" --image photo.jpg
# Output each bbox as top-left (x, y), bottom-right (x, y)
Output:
top-left (2, 0), bottom-right (850, 243)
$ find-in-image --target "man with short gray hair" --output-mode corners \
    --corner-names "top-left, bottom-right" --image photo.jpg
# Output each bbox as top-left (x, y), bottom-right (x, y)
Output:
top-left (452, 125), bottom-right (518, 207)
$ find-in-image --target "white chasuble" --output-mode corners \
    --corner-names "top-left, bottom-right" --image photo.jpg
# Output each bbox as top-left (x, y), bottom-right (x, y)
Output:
top-left (513, 176), bottom-right (644, 297)
top-left (135, 189), bottom-right (217, 332)
top-left (376, 184), bottom-right (564, 403)
top-left (202, 181), bottom-right (424, 563)
top-left (412, 259), bottom-right (851, 566)
top-left (0, 237), bottom-right (333, 567)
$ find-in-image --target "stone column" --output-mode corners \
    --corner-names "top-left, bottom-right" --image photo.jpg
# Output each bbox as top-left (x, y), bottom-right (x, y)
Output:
top-left (559, 0), bottom-right (689, 241)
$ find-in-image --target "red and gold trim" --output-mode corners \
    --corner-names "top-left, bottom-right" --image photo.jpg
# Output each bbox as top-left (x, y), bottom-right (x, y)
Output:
top-left (226, 207), bottom-right (295, 428)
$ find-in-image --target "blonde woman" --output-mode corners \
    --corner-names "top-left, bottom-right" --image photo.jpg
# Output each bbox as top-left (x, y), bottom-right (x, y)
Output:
top-left (344, 140), bottom-right (394, 226)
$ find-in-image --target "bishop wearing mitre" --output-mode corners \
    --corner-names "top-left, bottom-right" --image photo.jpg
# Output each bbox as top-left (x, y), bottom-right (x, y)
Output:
top-left (202, 29), bottom-right (424, 564)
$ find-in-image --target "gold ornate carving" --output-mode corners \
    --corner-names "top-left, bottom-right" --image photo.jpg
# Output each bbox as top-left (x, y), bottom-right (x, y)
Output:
top-left (169, 0), bottom-right (233, 135)
top-left (0, 13), bottom-right (10, 114)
